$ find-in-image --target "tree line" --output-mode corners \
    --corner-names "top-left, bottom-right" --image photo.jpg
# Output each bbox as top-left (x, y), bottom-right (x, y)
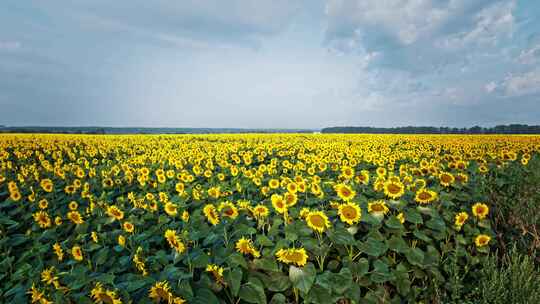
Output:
top-left (322, 124), bottom-right (540, 134)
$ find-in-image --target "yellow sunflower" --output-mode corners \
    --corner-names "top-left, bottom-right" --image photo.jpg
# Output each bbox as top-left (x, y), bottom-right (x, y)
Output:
top-left (368, 200), bottom-right (390, 216)
top-left (271, 194), bottom-right (287, 214)
top-left (203, 204), bottom-right (220, 225)
top-left (414, 188), bottom-right (438, 204)
top-left (91, 283), bottom-right (122, 304)
top-left (305, 211), bottom-right (331, 233)
top-left (472, 203), bottom-right (489, 220)
top-left (439, 171), bottom-right (455, 187)
top-left (335, 183), bottom-right (356, 201)
top-left (71, 245), bottom-right (83, 261)
top-left (275, 248), bottom-right (308, 267)
top-left (106, 205), bottom-right (124, 221)
top-left (383, 180), bottom-right (405, 199)
top-left (454, 212), bottom-right (468, 229)
top-left (235, 237), bottom-right (260, 258)
top-left (218, 201), bottom-right (239, 219)
top-left (251, 204), bottom-right (269, 219)
top-left (149, 281), bottom-right (173, 303)
top-left (337, 202), bottom-right (361, 225)
top-left (474, 234), bottom-right (491, 247)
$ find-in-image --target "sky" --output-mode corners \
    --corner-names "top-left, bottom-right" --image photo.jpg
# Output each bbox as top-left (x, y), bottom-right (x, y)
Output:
top-left (1, 0), bottom-right (540, 129)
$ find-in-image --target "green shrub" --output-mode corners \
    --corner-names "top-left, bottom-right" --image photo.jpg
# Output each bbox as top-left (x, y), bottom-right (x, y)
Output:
top-left (477, 247), bottom-right (540, 304)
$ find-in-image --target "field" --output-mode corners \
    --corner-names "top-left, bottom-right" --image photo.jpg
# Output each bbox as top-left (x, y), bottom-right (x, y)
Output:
top-left (1, 134), bottom-right (540, 303)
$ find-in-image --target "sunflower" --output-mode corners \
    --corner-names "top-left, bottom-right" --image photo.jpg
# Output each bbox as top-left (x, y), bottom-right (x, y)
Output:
top-left (41, 267), bottom-right (58, 286)
top-left (368, 200), bottom-right (389, 216)
top-left (341, 166), bottom-right (355, 179)
top-left (123, 221), bottom-right (134, 233)
top-left (53, 243), bottom-right (64, 261)
top-left (454, 212), bottom-right (468, 229)
top-left (91, 231), bottom-right (99, 243)
top-left (287, 182), bottom-right (298, 193)
top-left (474, 234), bottom-right (491, 247)
top-left (68, 201), bottom-right (78, 210)
top-left (455, 173), bottom-right (469, 184)
top-left (251, 204), bottom-right (269, 219)
top-left (33, 211), bottom-right (52, 228)
top-left (207, 187), bottom-right (221, 199)
top-left (439, 172), bottom-right (455, 187)
top-left (414, 188), bottom-right (438, 204)
top-left (397, 212), bottom-right (405, 224)
top-left (91, 283), bottom-right (122, 304)
top-left (118, 235), bottom-right (126, 247)
top-left (149, 281), bottom-right (173, 303)
top-left (218, 201), bottom-right (239, 219)
top-left (335, 183), bottom-right (356, 201)
top-left (472, 203), bottom-right (489, 220)
top-left (203, 204), bottom-right (220, 225)
top-left (383, 180), bottom-right (405, 199)
top-left (106, 205), bottom-right (124, 221)
top-left (67, 211), bottom-right (84, 225)
top-left (40, 179), bottom-right (54, 193)
top-left (235, 237), bottom-right (260, 258)
top-left (271, 194), bottom-right (287, 214)
top-left (284, 192), bottom-right (298, 207)
top-left (337, 202), bottom-right (361, 225)
top-left (275, 248), bottom-right (308, 267)
top-left (38, 199), bottom-right (49, 209)
top-left (305, 211), bottom-right (331, 233)
top-left (206, 264), bottom-right (224, 282)
top-left (27, 284), bottom-right (46, 304)
top-left (164, 202), bottom-right (178, 217)
top-left (299, 207), bottom-right (310, 218)
top-left (268, 179), bottom-right (280, 189)
top-left (355, 170), bottom-right (370, 185)
top-left (71, 245), bottom-right (83, 261)
top-left (181, 211), bottom-right (190, 222)
top-left (164, 229), bottom-right (186, 254)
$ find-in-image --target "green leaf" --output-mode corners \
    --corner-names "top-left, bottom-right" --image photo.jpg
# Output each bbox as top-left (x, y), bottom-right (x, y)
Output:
top-left (256, 235), bottom-right (274, 247)
top-left (332, 268), bottom-right (353, 294)
top-left (349, 258), bottom-right (369, 278)
top-left (404, 209), bottom-right (423, 224)
top-left (360, 237), bottom-right (388, 257)
top-left (227, 253), bottom-right (248, 269)
top-left (264, 272), bottom-right (291, 292)
top-left (224, 268), bottom-right (243, 297)
top-left (426, 217), bottom-right (446, 231)
top-left (385, 216), bottom-right (403, 230)
top-left (289, 263), bottom-right (316, 295)
top-left (239, 277), bottom-right (267, 304)
top-left (328, 227), bottom-right (355, 245)
top-left (269, 293), bottom-right (287, 304)
top-left (193, 288), bottom-right (219, 304)
top-left (307, 284), bottom-right (333, 304)
top-left (406, 248), bottom-right (425, 268)
top-left (94, 247), bottom-right (109, 265)
top-left (387, 235), bottom-right (409, 253)
top-left (253, 258), bottom-right (279, 272)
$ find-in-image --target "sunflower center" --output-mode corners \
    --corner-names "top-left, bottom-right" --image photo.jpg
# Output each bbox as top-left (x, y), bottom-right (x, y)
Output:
top-left (418, 192), bottom-right (432, 200)
top-left (387, 183), bottom-right (401, 194)
top-left (309, 215), bottom-right (325, 227)
top-left (342, 207), bottom-right (357, 219)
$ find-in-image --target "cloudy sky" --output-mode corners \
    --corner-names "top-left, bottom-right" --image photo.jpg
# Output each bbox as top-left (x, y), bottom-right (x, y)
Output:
top-left (1, 0), bottom-right (539, 128)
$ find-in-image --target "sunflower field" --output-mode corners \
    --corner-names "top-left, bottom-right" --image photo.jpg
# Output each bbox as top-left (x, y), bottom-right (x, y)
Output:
top-left (1, 134), bottom-right (539, 303)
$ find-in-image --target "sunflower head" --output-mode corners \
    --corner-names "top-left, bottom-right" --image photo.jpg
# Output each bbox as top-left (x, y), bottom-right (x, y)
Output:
top-left (338, 202), bottom-right (361, 225)
top-left (305, 211), bottom-right (331, 233)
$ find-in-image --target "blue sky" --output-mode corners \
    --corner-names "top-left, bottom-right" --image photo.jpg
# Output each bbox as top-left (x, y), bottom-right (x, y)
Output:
top-left (1, 0), bottom-right (539, 128)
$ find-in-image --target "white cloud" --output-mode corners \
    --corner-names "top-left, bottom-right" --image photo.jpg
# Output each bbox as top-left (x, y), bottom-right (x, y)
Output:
top-left (0, 41), bottom-right (20, 51)
top-left (517, 44), bottom-right (540, 65)
top-left (325, 0), bottom-right (449, 45)
top-left (485, 81), bottom-right (497, 93)
top-left (503, 70), bottom-right (540, 97)
top-left (436, 1), bottom-right (515, 50)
